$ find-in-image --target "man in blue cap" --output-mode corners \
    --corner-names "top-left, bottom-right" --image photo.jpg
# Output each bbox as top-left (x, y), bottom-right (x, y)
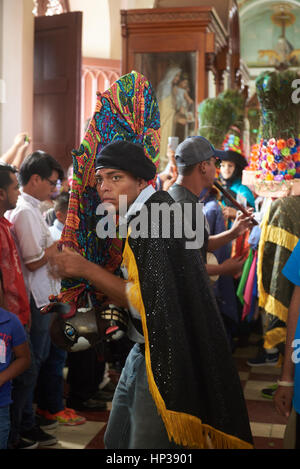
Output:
top-left (168, 136), bottom-right (255, 348)
top-left (169, 136), bottom-right (253, 266)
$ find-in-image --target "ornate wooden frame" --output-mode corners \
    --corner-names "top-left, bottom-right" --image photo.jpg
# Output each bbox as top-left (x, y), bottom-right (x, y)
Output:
top-left (121, 6), bottom-right (228, 109)
top-left (33, 0), bottom-right (70, 17)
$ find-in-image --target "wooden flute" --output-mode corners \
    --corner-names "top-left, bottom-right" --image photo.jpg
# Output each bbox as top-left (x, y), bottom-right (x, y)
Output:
top-left (213, 180), bottom-right (258, 226)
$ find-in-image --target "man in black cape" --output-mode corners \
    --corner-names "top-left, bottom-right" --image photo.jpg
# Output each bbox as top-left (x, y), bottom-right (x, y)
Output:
top-left (50, 140), bottom-right (253, 449)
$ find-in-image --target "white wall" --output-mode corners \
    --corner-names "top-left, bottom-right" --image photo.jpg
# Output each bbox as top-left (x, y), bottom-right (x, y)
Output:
top-left (70, 0), bottom-right (156, 60)
top-left (70, 0), bottom-right (111, 58)
top-left (0, 0), bottom-right (156, 152)
top-left (208, 70), bottom-right (216, 98)
top-left (0, 0), bottom-right (33, 153)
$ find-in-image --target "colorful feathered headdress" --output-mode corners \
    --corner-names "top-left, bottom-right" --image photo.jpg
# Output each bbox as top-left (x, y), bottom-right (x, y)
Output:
top-left (56, 71), bottom-right (160, 305)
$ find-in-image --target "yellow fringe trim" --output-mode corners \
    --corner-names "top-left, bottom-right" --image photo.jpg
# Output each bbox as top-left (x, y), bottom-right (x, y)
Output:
top-left (257, 207), bottom-right (270, 310)
top-left (264, 327), bottom-right (287, 350)
top-left (122, 234), bottom-right (253, 450)
top-left (258, 209), bottom-right (298, 320)
top-left (265, 226), bottom-right (299, 252)
top-left (262, 294), bottom-right (288, 323)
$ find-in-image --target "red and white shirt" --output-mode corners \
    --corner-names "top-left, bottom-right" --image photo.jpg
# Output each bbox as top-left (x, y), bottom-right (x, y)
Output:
top-left (0, 217), bottom-right (30, 325)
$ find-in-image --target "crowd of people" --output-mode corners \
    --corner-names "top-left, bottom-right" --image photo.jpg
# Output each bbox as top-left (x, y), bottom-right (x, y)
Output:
top-left (0, 119), bottom-right (299, 449)
top-left (0, 135), bottom-right (116, 449)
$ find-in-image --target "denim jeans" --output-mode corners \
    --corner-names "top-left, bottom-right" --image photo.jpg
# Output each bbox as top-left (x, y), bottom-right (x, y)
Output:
top-left (104, 343), bottom-right (172, 449)
top-left (21, 296), bottom-right (52, 431)
top-left (9, 330), bottom-right (37, 446)
top-left (36, 342), bottom-right (66, 414)
top-left (0, 405), bottom-right (10, 449)
top-left (29, 295), bottom-right (52, 372)
top-left (9, 297), bottom-right (66, 445)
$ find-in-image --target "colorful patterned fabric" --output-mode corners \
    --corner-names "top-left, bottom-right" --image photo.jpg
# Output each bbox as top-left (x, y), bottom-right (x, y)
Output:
top-left (57, 71), bottom-right (160, 305)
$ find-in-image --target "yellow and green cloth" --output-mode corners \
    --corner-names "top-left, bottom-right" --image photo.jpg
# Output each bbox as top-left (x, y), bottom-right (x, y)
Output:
top-left (257, 196), bottom-right (300, 350)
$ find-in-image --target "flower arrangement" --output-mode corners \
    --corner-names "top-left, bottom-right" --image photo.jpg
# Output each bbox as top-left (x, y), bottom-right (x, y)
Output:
top-left (246, 137), bottom-right (300, 182)
top-left (242, 70), bottom-right (300, 197)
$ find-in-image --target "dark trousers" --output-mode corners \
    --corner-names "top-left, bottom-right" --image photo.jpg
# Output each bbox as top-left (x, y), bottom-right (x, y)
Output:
top-left (36, 342), bottom-right (67, 413)
top-left (67, 348), bottom-right (105, 402)
top-left (296, 413), bottom-right (300, 448)
top-left (9, 331), bottom-right (37, 446)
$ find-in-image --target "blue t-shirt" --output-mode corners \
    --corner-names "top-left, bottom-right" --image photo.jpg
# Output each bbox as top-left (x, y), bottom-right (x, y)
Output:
top-left (282, 240), bottom-right (300, 413)
top-left (0, 308), bottom-right (27, 407)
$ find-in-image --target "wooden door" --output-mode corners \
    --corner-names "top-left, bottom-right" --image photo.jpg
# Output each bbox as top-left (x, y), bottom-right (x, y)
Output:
top-left (33, 12), bottom-right (82, 172)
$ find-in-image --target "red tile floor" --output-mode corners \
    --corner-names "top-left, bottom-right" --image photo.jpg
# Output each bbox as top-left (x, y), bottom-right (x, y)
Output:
top-left (43, 335), bottom-right (288, 450)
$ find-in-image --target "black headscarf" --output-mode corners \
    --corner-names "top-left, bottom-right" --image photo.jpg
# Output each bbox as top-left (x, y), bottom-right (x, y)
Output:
top-left (218, 150), bottom-right (248, 189)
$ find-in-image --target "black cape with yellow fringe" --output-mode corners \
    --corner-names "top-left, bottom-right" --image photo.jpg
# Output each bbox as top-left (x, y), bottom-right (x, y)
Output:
top-left (122, 190), bottom-right (253, 449)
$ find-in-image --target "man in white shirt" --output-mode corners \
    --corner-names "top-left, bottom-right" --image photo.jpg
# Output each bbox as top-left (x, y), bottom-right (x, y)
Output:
top-left (7, 150), bottom-right (66, 447)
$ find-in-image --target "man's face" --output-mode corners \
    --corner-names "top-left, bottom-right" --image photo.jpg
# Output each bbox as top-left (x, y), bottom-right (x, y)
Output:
top-left (202, 157), bottom-right (217, 187)
top-left (56, 208), bottom-right (68, 226)
top-left (35, 170), bottom-right (59, 201)
top-left (0, 172), bottom-right (20, 211)
top-left (95, 168), bottom-right (146, 213)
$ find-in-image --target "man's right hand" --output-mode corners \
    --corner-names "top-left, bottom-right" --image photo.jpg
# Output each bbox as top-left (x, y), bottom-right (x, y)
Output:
top-left (49, 246), bottom-right (88, 279)
top-left (230, 209), bottom-right (255, 239)
top-left (220, 257), bottom-right (244, 277)
top-left (45, 241), bottom-right (60, 260)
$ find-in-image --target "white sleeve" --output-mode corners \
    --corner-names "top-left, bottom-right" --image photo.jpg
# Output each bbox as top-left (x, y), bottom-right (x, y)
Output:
top-left (12, 209), bottom-right (45, 265)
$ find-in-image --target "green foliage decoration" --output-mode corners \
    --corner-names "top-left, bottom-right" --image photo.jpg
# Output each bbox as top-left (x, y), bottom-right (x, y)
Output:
top-left (198, 97), bottom-right (236, 148)
top-left (256, 70), bottom-right (300, 140)
top-left (198, 89), bottom-right (246, 148)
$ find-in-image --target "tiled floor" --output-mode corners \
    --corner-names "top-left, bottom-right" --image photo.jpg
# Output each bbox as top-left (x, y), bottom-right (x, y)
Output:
top-left (43, 335), bottom-right (288, 450)
top-left (233, 334), bottom-right (288, 449)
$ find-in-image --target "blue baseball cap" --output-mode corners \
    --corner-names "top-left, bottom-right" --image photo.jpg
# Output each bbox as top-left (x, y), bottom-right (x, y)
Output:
top-left (175, 136), bottom-right (226, 167)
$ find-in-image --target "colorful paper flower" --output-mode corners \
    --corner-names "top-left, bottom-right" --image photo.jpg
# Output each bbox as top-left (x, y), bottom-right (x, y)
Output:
top-left (247, 138), bottom-right (300, 183)
top-left (277, 139), bottom-right (286, 150)
top-left (281, 147), bottom-right (290, 157)
top-left (287, 138), bottom-right (296, 148)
